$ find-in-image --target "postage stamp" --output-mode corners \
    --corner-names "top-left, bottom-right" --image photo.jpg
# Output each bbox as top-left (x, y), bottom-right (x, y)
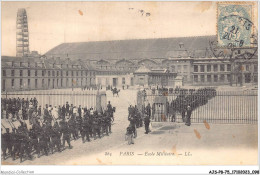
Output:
top-left (217, 3), bottom-right (254, 48)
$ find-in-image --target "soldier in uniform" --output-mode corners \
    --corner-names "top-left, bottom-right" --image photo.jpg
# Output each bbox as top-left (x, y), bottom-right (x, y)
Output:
top-left (61, 105), bottom-right (66, 119)
top-left (81, 115), bottom-right (90, 143)
top-left (19, 130), bottom-right (32, 163)
top-left (144, 114), bottom-right (150, 134)
top-left (129, 115), bottom-right (137, 138)
top-left (2, 128), bottom-right (12, 160)
top-left (38, 124), bottom-right (49, 157)
top-left (11, 128), bottom-right (20, 161)
top-left (61, 119), bottom-right (72, 149)
top-left (185, 106), bottom-right (192, 126)
top-left (78, 105), bottom-right (82, 118)
top-left (52, 122), bottom-right (62, 153)
top-left (65, 102), bottom-right (70, 116)
top-left (29, 128), bottom-right (39, 157)
top-left (68, 115), bottom-right (77, 140)
top-left (92, 113), bottom-right (101, 140)
top-left (105, 111), bottom-right (112, 134)
top-left (125, 124), bottom-right (134, 145)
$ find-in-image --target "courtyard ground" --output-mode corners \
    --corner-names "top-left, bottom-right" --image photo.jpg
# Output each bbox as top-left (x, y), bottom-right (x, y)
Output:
top-left (1, 88), bottom-right (258, 165)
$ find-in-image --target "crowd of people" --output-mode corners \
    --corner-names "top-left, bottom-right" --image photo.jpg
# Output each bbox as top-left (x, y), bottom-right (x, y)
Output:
top-left (125, 105), bottom-right (151, 145)
top-left (1, 98), bottom-right (115, 163)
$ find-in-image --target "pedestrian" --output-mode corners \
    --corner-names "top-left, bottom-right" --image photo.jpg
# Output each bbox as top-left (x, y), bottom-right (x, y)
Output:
top-left (144, 115), bottom-right (150, 134)
top-left (185, 106), bottom-right (192, 126)
top-left (125, 124), bottom-right (134, 145)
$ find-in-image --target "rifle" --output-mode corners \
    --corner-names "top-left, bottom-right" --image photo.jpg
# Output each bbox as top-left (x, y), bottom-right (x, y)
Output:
top-left (7, 119), bottom-right (15, 129)
top-left (1, 123), bottom-right (6, 129)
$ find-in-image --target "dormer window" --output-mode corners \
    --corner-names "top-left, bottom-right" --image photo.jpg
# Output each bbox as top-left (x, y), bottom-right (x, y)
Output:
top-left (20, 62), bottom-right (22, 67)
top-left (53, 63), bottom-right (55, 68)
top-left (12, 61), bottom-right (14, 67)
top-left (179, 43), bottom-right (184, 49)
top-left (35, 63), bottom-right (37, 67)
top-left (28, 62), bottom-right (30, 68)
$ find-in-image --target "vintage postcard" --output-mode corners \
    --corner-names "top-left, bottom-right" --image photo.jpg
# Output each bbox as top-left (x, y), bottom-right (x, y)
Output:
top-left (0, 1), bottom-right (259, 172)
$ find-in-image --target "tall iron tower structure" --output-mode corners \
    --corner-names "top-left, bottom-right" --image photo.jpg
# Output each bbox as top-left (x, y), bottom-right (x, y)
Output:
top-left (16, 8), bottom-right (30, 57)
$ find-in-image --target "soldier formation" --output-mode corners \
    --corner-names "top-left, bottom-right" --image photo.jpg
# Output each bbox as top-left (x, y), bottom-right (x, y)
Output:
top-left (1, 98), bottom-right (115, 163)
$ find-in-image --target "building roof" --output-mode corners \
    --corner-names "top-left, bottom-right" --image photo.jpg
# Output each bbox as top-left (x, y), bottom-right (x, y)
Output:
top-left (135, 65), bottom-right (151, 73)
top-left (45, 35), bottom-right (217, 60)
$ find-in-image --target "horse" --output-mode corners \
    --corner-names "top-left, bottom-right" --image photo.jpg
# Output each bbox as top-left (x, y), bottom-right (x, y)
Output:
top-left (111, 88), bottom-right (120, 97)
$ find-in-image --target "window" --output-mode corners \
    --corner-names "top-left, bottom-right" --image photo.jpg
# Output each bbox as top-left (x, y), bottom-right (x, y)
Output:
top-left (11, 70), bottom-right (15, 76)
top-left (61, 71), bottom-right (63, 76)
top-left (3, 70), bottom-right (6, 77)
top-left (57, 71), bottom-right (59, 76)
top-left (35, 79), bottom-right (38, 88)
top-left (66, 71), bottom-right (68, 76)
top-left (171, 65), bottom-right (175, 72)
top-left (213, 64), bottom-right (218, 72)
top-left (2, 80), bottom-right (5, 91)
top-left (76, 71), bottom-right (78, 76)
top-left (28, 70), bottom-right (30, 76)
top-left (207, 75), bottom-right (212, 82)
top-left (42, 79), bottom-right (45, 87)
top-left (35, 63), bottom-right (38, 67)
top-left (200, 75), bottom-right (205, 82)
top-left (194, 65), bottom-right (198, 72)
top-left (90, 72), bottom-right (92, 76)
top-left (11, 79), bottom-right (14, 87)
top-left (35, 70), bottom-right (38, 76)
top-left (48, 71), bottom-right (50, 76)
top-left (28, 79), bottom-right (31, 87)
top-left (52, 71), bottom-right (54, 76)
top-left (177, 65), bottom-right (182, 72)
top-left (28, 62), bottom-right (30, 68)
top-left (20, 62), bottom-right (22, 67)
top-left (48, 79), bottom-right (50, 87)
top-left (194, 75), bottom-right (198, 82)
top-left (220, 74), bottom-right (225, 82)
top-left (227, 64), bottom-right (231, 71)
top-left (12, 61), bottom-right (14, 67)
top-left (85, 71), bottom-right (88, 76)
top-left (214, 75), bottom-right (218, 82)
top-left (246, 65), bottom-right (249, 71)
top-left (42, 70), bottom-right (45, 76)
top-left (81, 71), bottom-right (83, 76)
top-left (72, 71), bottom-right (74, 76)
top-left (207, 65), bottom-right (211, 72)
top-left (200, 65), bottom-right (205, 72)
top-left (122, 77), bottom-right (125, 84)
top-left (183, 65), bottom-right (188, 73)
top-left (183, 75), bottom-right (188, 81)
top-left (227, 74), bottom-right (231, 82)
top-left (20, 79), bottom-right (23, 87)
top-left (220, 64), bottom-right (225, 71)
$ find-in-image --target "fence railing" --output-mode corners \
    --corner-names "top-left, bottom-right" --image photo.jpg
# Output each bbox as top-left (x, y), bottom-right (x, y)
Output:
top-left (141, 90), bottom-right (258, 124)
top-left (1, 89), bottom-right (100, 110)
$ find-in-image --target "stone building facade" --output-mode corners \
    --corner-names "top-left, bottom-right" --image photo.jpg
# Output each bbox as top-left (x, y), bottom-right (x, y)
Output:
top-left (1, 56), bottom-right (96, 92)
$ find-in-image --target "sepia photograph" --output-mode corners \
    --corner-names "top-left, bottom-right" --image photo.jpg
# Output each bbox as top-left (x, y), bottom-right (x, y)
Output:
top-left (0, 1), bottom-right (259, 173)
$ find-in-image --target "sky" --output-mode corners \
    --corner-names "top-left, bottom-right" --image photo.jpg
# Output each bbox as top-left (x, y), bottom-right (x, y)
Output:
top-left (1, 1), bottom-right (257, 56)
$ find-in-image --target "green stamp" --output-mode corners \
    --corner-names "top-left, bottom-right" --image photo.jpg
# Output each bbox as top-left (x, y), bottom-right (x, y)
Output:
top-left (217, 3), bottom-right (253, 48)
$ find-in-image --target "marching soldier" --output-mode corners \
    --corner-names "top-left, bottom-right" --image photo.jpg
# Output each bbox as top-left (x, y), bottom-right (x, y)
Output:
top-left (61, 119), bottom-right (72, 149)
top-left (2, 128), bottom-right (12, 160)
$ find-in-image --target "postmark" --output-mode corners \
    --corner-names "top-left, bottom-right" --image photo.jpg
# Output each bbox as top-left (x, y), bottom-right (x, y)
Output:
top-left (217, 3), bottom-right (254, 48)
